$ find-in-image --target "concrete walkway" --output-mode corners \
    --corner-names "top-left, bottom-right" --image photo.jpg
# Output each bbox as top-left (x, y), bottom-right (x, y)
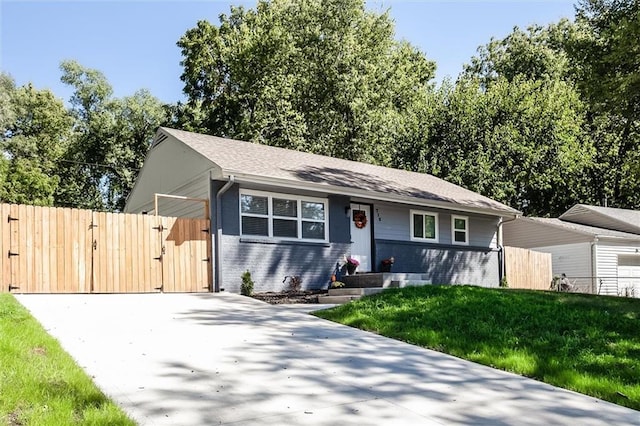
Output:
top-left (17, 293), bottom-right (639, 425)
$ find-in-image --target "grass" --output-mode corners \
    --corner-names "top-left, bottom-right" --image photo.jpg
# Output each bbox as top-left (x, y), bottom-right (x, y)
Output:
top-left (0, 294), bottom-right (135, 425)
top-left (314, 285), bottom-right (640, 411)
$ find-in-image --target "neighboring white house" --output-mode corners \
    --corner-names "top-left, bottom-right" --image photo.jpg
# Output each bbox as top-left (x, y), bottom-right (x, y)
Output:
top-left (504, 204), bottom-right (640, 297)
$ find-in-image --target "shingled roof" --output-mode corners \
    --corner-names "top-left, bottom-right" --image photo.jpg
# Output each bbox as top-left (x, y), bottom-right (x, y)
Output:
top-left (158, 127), bottom-right (519, 216)
top-left (560, 204), bottom-right (640, 235)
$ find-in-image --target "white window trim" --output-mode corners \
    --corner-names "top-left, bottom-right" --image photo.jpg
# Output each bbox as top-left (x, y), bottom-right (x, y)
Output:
top-left (451, 214), bottom-right (469, 246)
top-left (410, 209), bottom-right (439, 243)
top-left (239, 189), bottom-right (329, 242)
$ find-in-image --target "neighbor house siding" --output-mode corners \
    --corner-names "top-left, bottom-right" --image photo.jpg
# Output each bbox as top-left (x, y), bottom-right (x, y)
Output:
top-left (373, 202), bottom-right (498, 247)
top-left (503, 219), bottom-right (592, 248)
top-left (532, 242), bottom-right (592, 278)
top-left (374, 240), bottom-right (500, 287)
top-left (594, 241), bottom-right (640, 296)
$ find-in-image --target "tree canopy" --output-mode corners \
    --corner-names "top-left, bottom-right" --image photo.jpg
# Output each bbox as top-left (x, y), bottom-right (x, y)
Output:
top-left (176, 0), bottom-right (435, 166)
top-left (3, 0), bottom-right (640, 215)
top-left (0, 63), bottom-right (167, 210)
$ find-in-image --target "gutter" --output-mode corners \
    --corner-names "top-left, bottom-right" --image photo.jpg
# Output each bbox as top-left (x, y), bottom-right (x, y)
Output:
top-left (496, 215), bottom-right (520, 285)
top-left (214, 175), bottom-right (235, 292)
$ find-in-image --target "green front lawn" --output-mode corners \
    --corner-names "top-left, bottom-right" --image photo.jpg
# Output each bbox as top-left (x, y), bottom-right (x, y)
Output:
top-left (314, 285), bottom-right (640, 410)
top-left (0, 294), bottom-right (134, 425)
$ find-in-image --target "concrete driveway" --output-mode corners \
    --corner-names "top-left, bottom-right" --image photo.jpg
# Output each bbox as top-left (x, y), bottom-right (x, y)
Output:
top-left (17, 293), bottom-right (639, 425)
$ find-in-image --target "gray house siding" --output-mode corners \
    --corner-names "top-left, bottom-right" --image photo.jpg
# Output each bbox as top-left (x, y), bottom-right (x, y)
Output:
top-left (373, 202), bottom-right (499, 247)
top-left (371, 202), bottom-right (500, 286)
top-left (212, 182), bottom-right (352, 292)
top-left (211, 183), bottom-right (504, 292)
top-left (221, 236), bottom-right (349, 292)
top-left (124, 134), bottom-right (218, 215)
top-left (375, 240), bottom-right (500, 286)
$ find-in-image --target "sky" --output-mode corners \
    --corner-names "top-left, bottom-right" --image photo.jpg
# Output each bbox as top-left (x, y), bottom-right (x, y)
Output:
top-left (1, 0), bottom-right (577, 105)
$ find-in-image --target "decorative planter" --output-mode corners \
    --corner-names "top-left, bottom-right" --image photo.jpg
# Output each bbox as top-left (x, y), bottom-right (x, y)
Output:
top-left (346, 263), bottom-right (358, 275)
top-left (380, 263), bottom-right (392, 273)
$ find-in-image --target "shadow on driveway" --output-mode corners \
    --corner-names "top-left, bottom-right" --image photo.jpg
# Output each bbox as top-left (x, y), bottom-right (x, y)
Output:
top-left (17, 293), bottom-right (640, 425)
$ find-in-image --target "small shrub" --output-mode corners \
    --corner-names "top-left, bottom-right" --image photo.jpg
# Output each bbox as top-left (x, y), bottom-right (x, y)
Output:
top-left (241, 270), bottom-right (254, 296)
top-left (283, 275), bottom-right (302, 292)
top-left (500, 277), bottom-right (509, 288)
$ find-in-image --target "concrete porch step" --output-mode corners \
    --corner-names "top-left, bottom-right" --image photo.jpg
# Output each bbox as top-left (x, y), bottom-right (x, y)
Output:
top-left (329, 288), bottom-right (363, 296)
top-left (319, 287), bottom-right (386, 304)
top-left (342, 273), bottom-right (432, 289)
top-left (317, 295), bottom-right (362, 304)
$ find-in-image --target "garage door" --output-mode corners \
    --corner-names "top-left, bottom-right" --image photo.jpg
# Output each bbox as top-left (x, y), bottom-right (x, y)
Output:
top-left (617, 255), bottom-right (640, 298)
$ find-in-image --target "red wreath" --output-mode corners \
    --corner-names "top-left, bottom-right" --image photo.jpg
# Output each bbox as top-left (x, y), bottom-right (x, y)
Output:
top-left (353, 210), bottom-right (368, 229)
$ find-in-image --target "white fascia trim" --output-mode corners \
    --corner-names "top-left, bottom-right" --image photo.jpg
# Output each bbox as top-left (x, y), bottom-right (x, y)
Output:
top-left (221, 171), bottom-right (520, 219)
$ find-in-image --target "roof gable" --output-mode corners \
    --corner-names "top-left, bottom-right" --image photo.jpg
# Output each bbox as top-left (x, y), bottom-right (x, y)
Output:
top-left (159, 127), bottom-right (519, 216)
top-left (560, 204), bottom-right (640, 235)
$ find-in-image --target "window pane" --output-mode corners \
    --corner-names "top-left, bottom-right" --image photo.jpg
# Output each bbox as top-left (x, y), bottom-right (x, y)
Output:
top-left (273, 198), bottom-right (297, 217)
top-left (425, 215), bottom-right (436, 239)
top-left (413, 214), bottom-right (423, 238)
top-left (302, 222), bottom-right (324, 239)
top-left (302, 202), bottom-right (325, 220)
top-left (241, 195), bottom-right (268, 215)
top-left (273, 219), bottom-right (297, 238)
top-left (242, 216), bottom-right (268, 236)
top-left (454, 230), bottom-right (467, 243)
top-left (454, 218), bottom-right (466, 230)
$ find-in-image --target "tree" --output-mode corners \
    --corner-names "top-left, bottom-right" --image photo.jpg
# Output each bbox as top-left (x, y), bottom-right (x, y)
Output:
top-left (422, 75), bottom-right (593, 217)
top-left (569, 0), bottom-right (640, 208)
top-left (58, 61), bottom-right (167, 211)
top-left (572, 0), bottom-right (640, 119)
top-left (0, 75), bottom-right (73, 205)
top-left (176, 0), bottom-right (435, 166)
top-left (463, 20), bottom-right (576, 86)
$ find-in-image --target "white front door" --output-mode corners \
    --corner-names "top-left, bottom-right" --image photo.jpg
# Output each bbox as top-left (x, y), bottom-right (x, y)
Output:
top-left (350, 203), bottom-right (372, 272)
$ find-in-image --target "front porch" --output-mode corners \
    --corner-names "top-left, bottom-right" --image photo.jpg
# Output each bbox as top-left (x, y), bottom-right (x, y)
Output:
top-left (318, 273), bottom-right (433, 304)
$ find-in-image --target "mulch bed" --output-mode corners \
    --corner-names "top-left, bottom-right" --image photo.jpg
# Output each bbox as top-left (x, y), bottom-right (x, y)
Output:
top-left (251, 290), bottom-right (328, 304)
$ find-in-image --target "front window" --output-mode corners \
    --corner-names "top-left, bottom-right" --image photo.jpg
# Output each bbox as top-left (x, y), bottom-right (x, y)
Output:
top-left (410, 210), bottom-right (439, 242)
top-left (240, 190), bottom-right (328, 242)
top-left (452, 215), bottom-right (469, 245)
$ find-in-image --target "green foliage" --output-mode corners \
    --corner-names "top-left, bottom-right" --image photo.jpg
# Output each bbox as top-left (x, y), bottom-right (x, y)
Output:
top-left (0, 294), bottom-right (135, 424)
top-left (499, 277), bottom-right (509, 288)
top-left (0, 65), bottom-right (166, 211)
top-left (177, 0), bottom-right (435, 166)
top-left (0, 76), bottom-right (73, 206)
top-left (315, 285), bottom-right (640, 410)
top-left (240, 270), bottom-right (254, 296)
top-left (419, 76), bottom-right (593, 216)
top-left (568, 0), bottom-right (640, 208)
top-left (58, 60), bottom-right (168, 211)
top-left (463, 20), bottom-right (575, 86)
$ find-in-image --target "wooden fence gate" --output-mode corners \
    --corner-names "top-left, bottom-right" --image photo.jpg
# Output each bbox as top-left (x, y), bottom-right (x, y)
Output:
top-left (0, 203), bottom-right (211, 293)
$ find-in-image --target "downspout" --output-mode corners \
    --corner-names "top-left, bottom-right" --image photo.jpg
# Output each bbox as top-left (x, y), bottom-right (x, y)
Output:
top-left (214, 175), bottom-right (235, 292)
top-left (497, 215), bottom-right (519, 286)
top-left (591, 237), bottom-right (599, 294)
